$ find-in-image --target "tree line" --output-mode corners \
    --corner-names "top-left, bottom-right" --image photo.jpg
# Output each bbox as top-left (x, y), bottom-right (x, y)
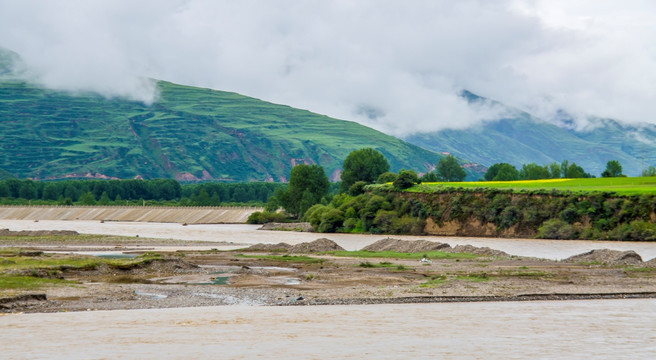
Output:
top-left (0, 178), bottom-right (285, 206)
top-left (483, 159), bottom-right (629, 181)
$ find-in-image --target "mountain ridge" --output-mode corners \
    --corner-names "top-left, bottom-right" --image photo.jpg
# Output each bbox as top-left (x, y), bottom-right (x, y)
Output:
top-left (405, 92), bottom-right (655, 177)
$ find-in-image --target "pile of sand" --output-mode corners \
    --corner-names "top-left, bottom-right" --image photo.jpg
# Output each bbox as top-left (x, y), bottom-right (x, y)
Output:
top-left (289, 238), bottom-right (345, 253)
top-left (362, 238), bottom-right (450, 253)
top-left (447, 245), bottom-right (510, 258)
top-left (244, 238), bottom-right (345, 253)
top-left (243, 243), bottom-right (292, 252)
top-left (565, 249), bottom-right (644, 266)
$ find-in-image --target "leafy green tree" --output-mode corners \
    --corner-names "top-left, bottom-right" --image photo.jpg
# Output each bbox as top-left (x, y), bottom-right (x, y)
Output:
top-left (377, 172), bottom-right (398, 184)
top-left (436, 155), bottom-right (466, 182)
top-left (348, 181), bottom-right (368, 196)
top-left (42, 183), bottom-right (60, 201)
top-left (18, 181), bottom-right (37, 199)
top-left (601, 160), bottom-right (623, 178)
top-left (0, 182), bottom-right (9, 197)
top-left (485, 163), bottom-right (519, 181)
top-left (193, 189), bottom-right (211, 206)
top-left (98, 191), bottom-right (111, 205)
top-left (420, 171), bottom-right (439, 182)
top-left (562, 161), bottom-right (593, 178)
top-left (282, 164), bottom-right (330, 218)
top-left (519, 163), bottom-right (550, 180)
top-left (79, 191), bottom-right (96, 205)
top-left (548, 162), bottom-right (561, 179)
top-left (394, 169), bottom-right (420, 189)
top-left (642, 165), bottom-right (656, 177)
top-left (340, 148), bottom-right (390, 192)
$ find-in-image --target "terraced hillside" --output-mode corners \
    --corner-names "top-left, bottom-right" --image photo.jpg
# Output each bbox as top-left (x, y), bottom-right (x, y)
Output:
top-left (0, 78), bottom-right (477, 181)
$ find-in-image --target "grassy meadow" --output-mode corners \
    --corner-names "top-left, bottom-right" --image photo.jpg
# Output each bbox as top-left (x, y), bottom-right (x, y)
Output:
top-left (409, 177), bottom-right (656, 195)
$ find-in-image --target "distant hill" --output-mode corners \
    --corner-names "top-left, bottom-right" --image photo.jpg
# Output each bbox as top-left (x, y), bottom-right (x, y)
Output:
top-left (405, 91), bottom-right (656, 177)
top-left (1, 49), bottom-right (486, 182)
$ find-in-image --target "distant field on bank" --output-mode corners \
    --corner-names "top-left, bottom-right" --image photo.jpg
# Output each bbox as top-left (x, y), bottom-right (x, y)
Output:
top-left (409, 177), bottom-right (656, 195)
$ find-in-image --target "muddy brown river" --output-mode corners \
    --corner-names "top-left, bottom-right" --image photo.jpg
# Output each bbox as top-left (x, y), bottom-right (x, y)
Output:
top-left (2, 220), bottom-right (656, 358)
top-left (1, 299), bottom-right (655, 359)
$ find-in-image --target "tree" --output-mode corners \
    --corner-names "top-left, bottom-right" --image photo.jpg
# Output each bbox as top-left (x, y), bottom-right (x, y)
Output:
top-left (340, 148), bottom-right (390, 192)
top-left (18, 181), bottom-right (37, 199)
top-left (484, 163), bottom-right (519, 181)
top-left (394, 169), bottom-right (420, 189)
top-left (79, 191), bottom-right (96, 205)
top-left (377, 172), bottom-right (398, 184)
top-left (519, 163), bottom-right (550, 180)
top-left (643, 165), bottom-right (656, 177)
top-left (601, 160), bottom-right (623, 178)
top-left (420, 171), bottom-right (439, 182)
top-left (281, 164), bottom-right (330, 218)
top-left (548, 162), bottom-right (561, 179)
top-left (562, 161), bottom-right (593, 178)
top-left (436, 155), bottom-right (466, 182)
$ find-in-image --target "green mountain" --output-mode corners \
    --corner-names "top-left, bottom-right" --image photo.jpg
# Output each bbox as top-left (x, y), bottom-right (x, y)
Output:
top-left (2, 49), bottom-right (481, 182)
top-left (405, 91), bottom-right (655, 177)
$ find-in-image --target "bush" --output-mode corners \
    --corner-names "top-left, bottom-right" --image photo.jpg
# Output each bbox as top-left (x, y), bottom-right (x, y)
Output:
top-left (303, 204), bottom-right (330, 229)
top-left (537, 219), bottom-right (578, 239)
top-left (318, 208), bottom-right (344, 233)
top-left (393, 169), bottom-right (420, 189)
top-left (246, 211), bottom-right (287, 224)
top-left (348, 181), bottom-right (368, 196)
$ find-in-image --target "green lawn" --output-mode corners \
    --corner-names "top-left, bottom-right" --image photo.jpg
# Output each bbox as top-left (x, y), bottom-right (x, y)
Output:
top-left (407, 177), bottom-right (656, 195)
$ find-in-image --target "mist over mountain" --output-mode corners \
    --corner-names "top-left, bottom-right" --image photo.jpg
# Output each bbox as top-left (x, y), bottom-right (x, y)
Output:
top-left (404, 91), bottom-right (656, 177)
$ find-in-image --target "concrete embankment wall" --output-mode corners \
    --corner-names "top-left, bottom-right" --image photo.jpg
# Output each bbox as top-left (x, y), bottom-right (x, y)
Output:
top-left (0, 206), bottom-right (262, 224)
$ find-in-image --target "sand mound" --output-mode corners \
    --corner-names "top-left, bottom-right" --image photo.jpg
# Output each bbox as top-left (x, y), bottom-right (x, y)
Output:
top-left (644, 258), bottom-right (656, 267)
top-left (243, 243), bottom-right (293, 252)
top-left (446, 245), bottom-right (510, 257)
top-left (290, 238), bottom-right (345, 253)
top-left (0, 229), bottom-right (79, 237)
top-left (244, 239), bottom-right (344, 253)
top-left (362, 238), bottom-right (451, 253)
top-left (565, 249), bottom-right (643, 266)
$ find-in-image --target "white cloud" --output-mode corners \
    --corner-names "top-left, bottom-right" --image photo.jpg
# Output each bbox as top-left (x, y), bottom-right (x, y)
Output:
top-left (1, 0), bottom-right (655, 133)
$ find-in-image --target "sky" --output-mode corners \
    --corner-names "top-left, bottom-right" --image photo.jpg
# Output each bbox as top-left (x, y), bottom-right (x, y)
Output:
top-left (1, 0), bottom-right (655, 136)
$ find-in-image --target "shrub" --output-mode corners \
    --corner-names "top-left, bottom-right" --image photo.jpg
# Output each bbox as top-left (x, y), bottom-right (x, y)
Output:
top-left (318, 208), bottom-right (345, 233)
top-left (537, 219), bottom-right (578, 239)
top-left (303, 204), bottom-right (330, 229)
top-left (246, 211), bottom-right (287, 224)
top-left (393, 169), bottom-right (420, 189)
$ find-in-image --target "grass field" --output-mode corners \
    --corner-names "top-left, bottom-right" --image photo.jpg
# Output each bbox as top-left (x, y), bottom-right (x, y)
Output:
top-left (408, 177), bottom-right (656, 195)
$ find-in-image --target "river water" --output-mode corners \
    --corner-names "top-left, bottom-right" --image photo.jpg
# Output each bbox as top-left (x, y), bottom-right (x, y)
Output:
top-left (2, 220), bottom-right (656, 359)
top-left (1, 299), bottom-right (655, 359)
top-left (1, 219), bottom-right (655, 260)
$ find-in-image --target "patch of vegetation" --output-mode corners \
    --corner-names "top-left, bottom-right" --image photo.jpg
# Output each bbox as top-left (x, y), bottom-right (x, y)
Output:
top-left (410, 177), bottom-right (656, 196)
top-left (0, 275), bottom-right (75, 289)
top-left (357, 261), bottom-right (409, 270)
top-left (624, 266), bottom-right (656, 274)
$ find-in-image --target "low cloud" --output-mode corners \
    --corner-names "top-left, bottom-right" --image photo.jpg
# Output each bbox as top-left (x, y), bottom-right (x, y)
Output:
top-left (1, 0), bottom-right (655, 134)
